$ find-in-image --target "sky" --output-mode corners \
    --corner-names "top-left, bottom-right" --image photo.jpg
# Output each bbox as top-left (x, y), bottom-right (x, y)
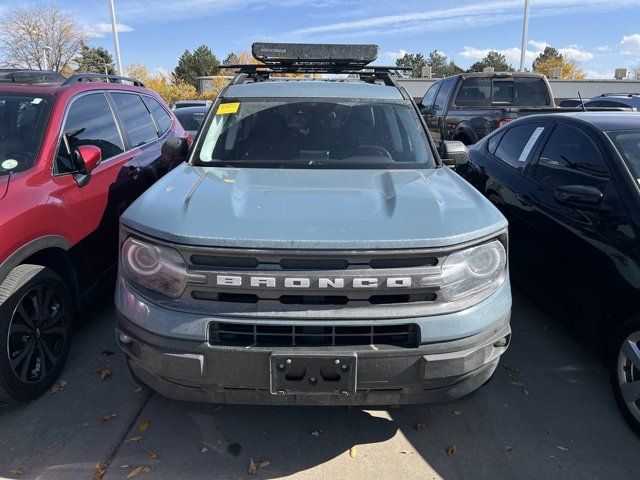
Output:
top-left (3, 0), bottom-right (640, 78)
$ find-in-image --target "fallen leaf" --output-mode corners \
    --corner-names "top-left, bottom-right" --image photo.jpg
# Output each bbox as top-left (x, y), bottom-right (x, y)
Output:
top-left (127, 466), bottom-right (144, 479)
top-left (257, 460), bottom-right (270, 468)
top-left (133, 386), bottom-right (143, 394)
top-left (510, 381), bottom-right (524, 386)
top-left (454, 410), bottom-right (463, 415)
top-left (522, 388), bottom-right (529, 396)
top-left (505, 446), bottom-right (513, 452)
top-left (120, 464), bottom-right (132, 468)
top-left (349, 446), bottom-right (357, 458)
top-left (214, 404), bottom-right (224, 412)
top-left (248, 458), bottom-right (257, 475)
top-left (101, 413), bottom-right (116, 424)
top-left (216, 437), bottom-right (225, 445)
top-left (200, 446), bottom-right (209, 453)
top-left (416, 423), bottom-right (428, 431)
top-left (556, 446), bottom-right (569, 452)
top-left (142, 466), bottom-right (153, 473)
top-left (399, 450), bottom-right (415, 455)
top-left (138, 421), bottom-right (150, 431)
top-left (311, 430), bottom-right (321, 437)
top-left (50, 380), bottom-right (67, 394)
top-left (9, 468), bottom-right (23, 477)
top-left (147, 451), bottom-right (158, 460)
top-left (125, 435), bottom-right (143, 443)
top-left (93, 367), bottom-right (112, 381)
top-left (446, 444), bottom-right (458, 456)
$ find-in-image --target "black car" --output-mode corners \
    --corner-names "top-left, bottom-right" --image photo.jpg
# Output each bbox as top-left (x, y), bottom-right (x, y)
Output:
top-left (460, 112), bottom-right (640, 432)
top-left (585, 93), bottom-right (640, 111)
top-left (173, 105), bottom-right (208, 139)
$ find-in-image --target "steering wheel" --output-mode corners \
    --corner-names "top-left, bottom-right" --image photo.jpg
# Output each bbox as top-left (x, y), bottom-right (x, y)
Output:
top-left (344, 144), bottom-right (392, 159)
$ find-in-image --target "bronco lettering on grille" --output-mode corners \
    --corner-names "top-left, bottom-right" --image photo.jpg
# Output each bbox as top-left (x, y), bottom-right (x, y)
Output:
top-left (215, 275), bottom-right (413, 289)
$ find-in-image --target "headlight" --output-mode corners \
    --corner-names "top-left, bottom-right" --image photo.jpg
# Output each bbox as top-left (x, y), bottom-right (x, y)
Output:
top-left (440, 240), bottom-right (507, 302)
top-left (121, 237), bottom-right (188, 298)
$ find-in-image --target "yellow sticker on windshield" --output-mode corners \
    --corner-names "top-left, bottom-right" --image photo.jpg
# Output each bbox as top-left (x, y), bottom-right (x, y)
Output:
top-left (216, 102), bottom-right (239, 115)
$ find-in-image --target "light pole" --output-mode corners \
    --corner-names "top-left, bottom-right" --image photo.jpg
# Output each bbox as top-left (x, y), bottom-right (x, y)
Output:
top-left (43, 45), bottom-right (52, 71)
top-left (519, 0), bottom-right (530, 72)
top-left (108, 0), bottom-right (123, 75)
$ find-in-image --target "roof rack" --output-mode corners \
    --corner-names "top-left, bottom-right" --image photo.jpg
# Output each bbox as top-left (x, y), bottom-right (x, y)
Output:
top-left (63, 73), bottom-right (145, 87)
top-left (599, 93), bottom-right (640, 98)
top-left (0, 69), bottom-right (66, 84)
top-left (220, 43), bottom-right (411, 88)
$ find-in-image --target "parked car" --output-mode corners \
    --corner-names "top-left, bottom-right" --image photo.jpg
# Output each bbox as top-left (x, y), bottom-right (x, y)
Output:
top-left (0, 70), bottom-right (187, 402)
top-left (460, 112), bottom-right (640, 432)
top-left (419, 72), bottom-right (555, 146)
top-left (171, 100), bottom-right (212, 110)
top-left (585, 93), bottom-right (640, 111)
top-left (115, 43), bottom-right (511, 407)
top-left (174, 106), bottom-right (208, 139)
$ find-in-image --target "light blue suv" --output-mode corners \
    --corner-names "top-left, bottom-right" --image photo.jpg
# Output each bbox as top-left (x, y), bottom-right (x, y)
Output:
top-left (115, 43), bottom-right (511, 405)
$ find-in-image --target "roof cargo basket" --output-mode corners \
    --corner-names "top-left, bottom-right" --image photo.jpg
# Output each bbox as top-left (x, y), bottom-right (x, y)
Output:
top-left (252, 42), bottom-right (379, 67)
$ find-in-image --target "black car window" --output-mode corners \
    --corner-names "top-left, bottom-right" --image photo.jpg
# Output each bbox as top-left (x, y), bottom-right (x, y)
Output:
top-left (434, 78), bottom-right (455, 111)
top-left (175, 109), bottom-right (207, 132)
top-left (513, 77), bottom-right (550, 106)
top-left (487, 129), bottom-right (506, 154)
top-left (494, 123), bottom-right (546, 171)
top-left (111, 93), bottom-right (158, 147)
top-left (143, 96), bottom-right (173, 133)
top-left (532, 124), bottom-right (609, 190)
top-left (586, 100), bottom-right (631, 109)
top-left (421, 83), bottom-right (439, 108)
top-left (56, 93), bottom-right (124, 174)
top-left (455, 78), bottom-right (491, 106)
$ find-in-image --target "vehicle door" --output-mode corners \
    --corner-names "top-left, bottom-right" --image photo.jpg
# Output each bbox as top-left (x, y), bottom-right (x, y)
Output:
top-left (429, 77), bottom-right (456, 144)
top-left (143, 95), bottom-right (180, 175)
top-left (52, 91), bottom-right (145, 287)
top-left (451, 77), bottom-right (492, 143)
top-left (109, 92), bottom-right (170, 191)
top-left (419, 82), bottom-right (440, 139)
top-left (519, 122), bottom-right (615, 331)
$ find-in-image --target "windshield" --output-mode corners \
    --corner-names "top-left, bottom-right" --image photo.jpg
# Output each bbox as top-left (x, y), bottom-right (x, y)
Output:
top-left (193, 98), bottom-right (435, 169)
top-left (0, 92), bottom-right (53, 176)
top-left (607, 129), bottom-right (640, 181)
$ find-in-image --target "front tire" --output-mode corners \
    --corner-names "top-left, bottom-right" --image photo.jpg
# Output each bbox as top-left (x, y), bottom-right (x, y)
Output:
top-left (0, 265), bottom-right (73, 402)
top-left (610, 319), bottom-right (640, 434)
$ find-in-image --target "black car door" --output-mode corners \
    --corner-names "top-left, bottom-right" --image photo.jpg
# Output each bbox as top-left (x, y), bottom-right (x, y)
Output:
top-left (429, 77), bottom-right (456, 144)
top-left (517, 121), bottom-right (615, 334)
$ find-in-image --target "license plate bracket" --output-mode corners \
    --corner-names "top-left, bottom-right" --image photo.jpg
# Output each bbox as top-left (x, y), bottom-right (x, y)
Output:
top-left (270, 353), bottom-right (357, 395)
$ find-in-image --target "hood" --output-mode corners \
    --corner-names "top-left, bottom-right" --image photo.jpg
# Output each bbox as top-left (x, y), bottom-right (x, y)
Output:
top-left (121, 163), bottom-right (507, 249)
top-left (0, 175), bottom-right (9, 200)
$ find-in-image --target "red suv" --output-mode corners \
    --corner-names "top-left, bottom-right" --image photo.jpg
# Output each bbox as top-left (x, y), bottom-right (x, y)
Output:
top-left (0, 70), bottom-right (189, 401)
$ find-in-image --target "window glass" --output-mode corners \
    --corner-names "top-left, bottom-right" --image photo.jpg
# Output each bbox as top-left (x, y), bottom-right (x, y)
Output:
top-left (175, 109), bottom-right (207, 132)
top-left (433, 78), bottom-right (455, 111)
top-left (513, 77), bottom-right (550, 106)
top-left (533, 124), bottom-right (608, 189)
top-left (586, 100), bottom-right (631, 109)
top-left (111, 93), bottom-right (158, 147)
top-left (455, 78), bottom-right (491, 106)
top-left (607, 129), bottom-right (640, 180)
top-left (195, 99), bottom-right (435, 169)
top-left (494, 123), bottom-right (545, 171)
top-left (143, 96), bottom-right (173, 133)
top-left (421, 83), bottom-right (439, 108)
top-left (487, 130), bottom-right (505, 154)
top-left (56, 93), bottom-right (123, 174)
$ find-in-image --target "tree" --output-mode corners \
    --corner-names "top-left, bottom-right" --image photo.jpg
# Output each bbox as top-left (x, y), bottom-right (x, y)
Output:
top-left (0, 5), bottom-right (89, 75)
top-left (468, 51), bottom-right (514, 72)
top-left (633, 63), bottom-right (640, 80)
top-left (532, 47), bottom-right (585, 79)
top-left (532, 46), bottom-right (562, 72)
top-left (75, 45), bottom-right (115, 74)
top-left (395, 53), bottom-right (426, 78)
top-left (173, 45), bottom-right (220, 88)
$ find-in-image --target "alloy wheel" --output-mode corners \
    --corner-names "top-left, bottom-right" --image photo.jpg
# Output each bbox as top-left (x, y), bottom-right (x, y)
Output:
top-left (6, 285), bottom-right (67, 383)
top-left (617, 330), bottom-right (640, 424)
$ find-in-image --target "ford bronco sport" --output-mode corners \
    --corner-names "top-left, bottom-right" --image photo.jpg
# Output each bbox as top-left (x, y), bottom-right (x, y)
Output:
top-left (0, 70), bottom-right (185, 401)
top-left (115, 44), bottom-right (512, 405)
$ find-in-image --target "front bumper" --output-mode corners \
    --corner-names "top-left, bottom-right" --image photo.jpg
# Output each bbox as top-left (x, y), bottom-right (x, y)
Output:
top-left (116, 308), bottom-right (510, 405)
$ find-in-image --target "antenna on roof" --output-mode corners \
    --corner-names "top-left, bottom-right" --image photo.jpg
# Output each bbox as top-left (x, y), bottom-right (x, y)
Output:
top-left (577, 91), bottom-right (586, 112)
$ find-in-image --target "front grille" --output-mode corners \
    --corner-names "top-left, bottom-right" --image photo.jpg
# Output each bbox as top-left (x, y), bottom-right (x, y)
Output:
top-left (209, 322), bottom-right (420, 347)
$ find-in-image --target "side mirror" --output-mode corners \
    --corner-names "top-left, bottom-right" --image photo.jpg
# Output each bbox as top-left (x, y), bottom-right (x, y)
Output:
top-left (554, 185), bottom-right (603, 208)
top-left (73, 145), bottom-right (102, 188)
top-left (161, 136), bottom-right (189, 165)
top-left (419, 103), bottom-right (434, 115)
top-left (441, 140), bottom-right (469, 166)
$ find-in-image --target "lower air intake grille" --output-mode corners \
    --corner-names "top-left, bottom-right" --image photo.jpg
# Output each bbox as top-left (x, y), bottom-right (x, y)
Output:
top-left (209, 322), bottom-right (420, 348)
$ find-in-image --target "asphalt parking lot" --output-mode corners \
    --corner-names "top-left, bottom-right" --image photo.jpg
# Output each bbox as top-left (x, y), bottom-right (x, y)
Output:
top-left (1, 289), bottom-right (638, 480)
